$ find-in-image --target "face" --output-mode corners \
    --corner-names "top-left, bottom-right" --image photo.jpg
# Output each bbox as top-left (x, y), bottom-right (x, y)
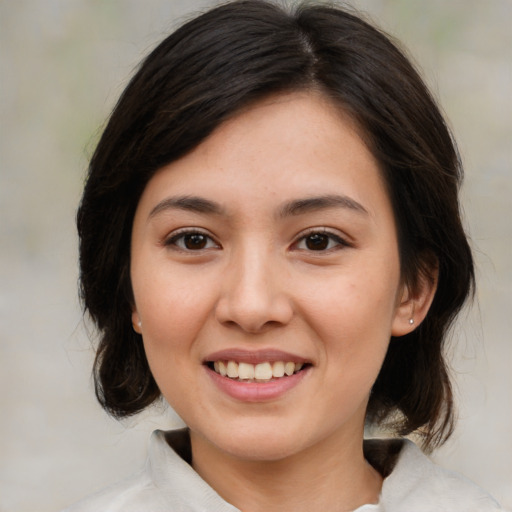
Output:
top-left (130, 92), bottom-right (413, 462)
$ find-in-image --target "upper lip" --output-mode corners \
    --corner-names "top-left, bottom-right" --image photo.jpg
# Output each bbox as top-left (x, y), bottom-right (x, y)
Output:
top-left (204, 348), bottom-right (311, 365)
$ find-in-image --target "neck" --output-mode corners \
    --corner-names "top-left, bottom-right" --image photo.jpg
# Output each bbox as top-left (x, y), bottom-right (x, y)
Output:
top-left (190, 428), bottom-right (382, 512)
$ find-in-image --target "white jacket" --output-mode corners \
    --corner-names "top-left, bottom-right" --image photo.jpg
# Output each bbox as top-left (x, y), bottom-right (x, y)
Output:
top-left (62, 429), bottom-right (503, 511)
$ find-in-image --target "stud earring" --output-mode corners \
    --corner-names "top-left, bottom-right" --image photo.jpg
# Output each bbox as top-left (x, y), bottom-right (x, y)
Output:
top-left (409, 318), bottom-right (414, 325)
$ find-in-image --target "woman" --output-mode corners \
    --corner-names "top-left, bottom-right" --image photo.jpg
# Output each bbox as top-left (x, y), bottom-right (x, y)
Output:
top-left (66, 1), bottom-right (502, 510)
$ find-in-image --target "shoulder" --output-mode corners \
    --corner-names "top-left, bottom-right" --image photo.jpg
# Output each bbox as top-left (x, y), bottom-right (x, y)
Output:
top-left (60, 429), bottom-right (238, 512)
top-left (60, 430), bottom-right (176, 512)
top-left (375, 439), bottom-right (503, 511)
top-left (60, 470), bottom-right (167, 512)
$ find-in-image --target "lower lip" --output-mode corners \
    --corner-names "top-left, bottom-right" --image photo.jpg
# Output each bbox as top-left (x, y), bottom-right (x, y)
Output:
top-left (206, 366), bottom-right (310, 402)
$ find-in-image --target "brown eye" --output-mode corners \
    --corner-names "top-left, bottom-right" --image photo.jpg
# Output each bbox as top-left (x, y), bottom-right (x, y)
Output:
top-left (305, 233), bottom-right (330, 250)
top-left (183, 233), bottom-right (208, 250)
top-left (166, 231), bottom-right (219, 251)
top-left (294, 230), bottom-right (349, 252)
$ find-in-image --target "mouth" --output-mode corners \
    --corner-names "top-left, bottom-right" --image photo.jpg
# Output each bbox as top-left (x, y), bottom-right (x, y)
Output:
top-left (203, 350), bottom-right (312, 401)
top-left (205, 360), bottom-right (310, 383)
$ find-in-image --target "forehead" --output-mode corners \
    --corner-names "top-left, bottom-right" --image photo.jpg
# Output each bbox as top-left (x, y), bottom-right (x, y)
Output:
top-left (136, 92), bottom-right (390, 220)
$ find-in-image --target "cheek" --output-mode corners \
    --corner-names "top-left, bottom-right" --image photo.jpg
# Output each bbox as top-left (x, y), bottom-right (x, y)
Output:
top-left (138, 285), bottom-right (206, 408)
top-left (297, 266), bottom-right (399, 366)
top-left (301, 271), bottom-right (399, 333)
top-left (139, 296), bottom-right (204, 368)
top-left (131, 272), bottom-right (213, 394)
top-left (133, 257), bottom-right (215, 337)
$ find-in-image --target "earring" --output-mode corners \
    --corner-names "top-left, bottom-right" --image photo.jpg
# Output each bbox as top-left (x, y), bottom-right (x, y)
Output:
top-left (409, 318), bottom-right (414, 325)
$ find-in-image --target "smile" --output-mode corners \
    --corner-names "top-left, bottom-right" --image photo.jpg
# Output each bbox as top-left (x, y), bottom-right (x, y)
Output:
top-left (204, 349), bottom-right (312, 401)
top-left (210, 360), bottom-right (305, 382)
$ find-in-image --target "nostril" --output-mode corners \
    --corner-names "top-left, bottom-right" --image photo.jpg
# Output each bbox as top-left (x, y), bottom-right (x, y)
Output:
top-left (218, 318), bottom-right (279, 334)
top-left (214, 282), bottom-right (294, 334)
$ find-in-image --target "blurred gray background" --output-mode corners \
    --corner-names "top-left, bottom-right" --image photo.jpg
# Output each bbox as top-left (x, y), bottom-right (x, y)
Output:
top-left (1, 1), bottom-right (510, 510)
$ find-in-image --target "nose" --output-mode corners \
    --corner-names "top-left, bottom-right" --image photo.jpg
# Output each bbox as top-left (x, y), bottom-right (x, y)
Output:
top-left (215, 246), bottom-right (294, 334)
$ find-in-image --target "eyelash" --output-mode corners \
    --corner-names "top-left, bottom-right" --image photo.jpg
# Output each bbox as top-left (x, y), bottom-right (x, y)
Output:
top-left (164, 229), bottom-right (220, 251)
top-left (164, 228), bottom-right (350, 253)
top-left (293, 229), bottom-right (351, 252)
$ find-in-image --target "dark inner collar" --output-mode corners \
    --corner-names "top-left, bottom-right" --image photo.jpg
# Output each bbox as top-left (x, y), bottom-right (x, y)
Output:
top-left (164, 428), bottom-right (404, 478)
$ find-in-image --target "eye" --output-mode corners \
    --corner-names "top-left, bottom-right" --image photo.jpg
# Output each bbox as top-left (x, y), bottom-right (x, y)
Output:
top-left (294, 230), bottom-right (349, 251)
top-left (165, 230), bottom-right (220, 251)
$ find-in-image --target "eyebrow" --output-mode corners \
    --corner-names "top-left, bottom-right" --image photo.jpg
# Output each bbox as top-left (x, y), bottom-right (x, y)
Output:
top-left (278, 195), bottom-right (369, 218)
top-left (149, 195), bottom-right (225, 218)
top-left (148, 193), bottom-right (368, 220)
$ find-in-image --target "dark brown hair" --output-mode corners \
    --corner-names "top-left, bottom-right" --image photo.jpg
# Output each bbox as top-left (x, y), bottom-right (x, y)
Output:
top-left (78, 0), bottom-right (474, 451)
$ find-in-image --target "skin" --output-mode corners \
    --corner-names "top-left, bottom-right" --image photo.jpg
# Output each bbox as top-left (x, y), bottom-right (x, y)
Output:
top-left (130, 92), bottom-right (436, 511)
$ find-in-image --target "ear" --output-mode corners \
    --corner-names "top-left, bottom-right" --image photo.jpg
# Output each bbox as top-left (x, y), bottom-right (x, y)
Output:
top-left (391, 266), bottom-right (438, 337)
top-left (132, 309), bottom-right (142, 334)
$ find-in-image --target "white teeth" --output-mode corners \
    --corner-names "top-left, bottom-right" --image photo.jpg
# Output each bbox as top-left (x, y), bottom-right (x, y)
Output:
top-left (212, 360), bottom-right (306, 380)
top-left (226, 360), bottom-right (239, 378)
top-left (272, 361), bottom-right (285, 377)
top-left (254, 362), bottom-right (273, 380)
top-left (284, 362), bottom-right (295, 376)
top-left (238, 362), bottom-right (255, 380)
top-left (218, 361), bottom-right (227, 377)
